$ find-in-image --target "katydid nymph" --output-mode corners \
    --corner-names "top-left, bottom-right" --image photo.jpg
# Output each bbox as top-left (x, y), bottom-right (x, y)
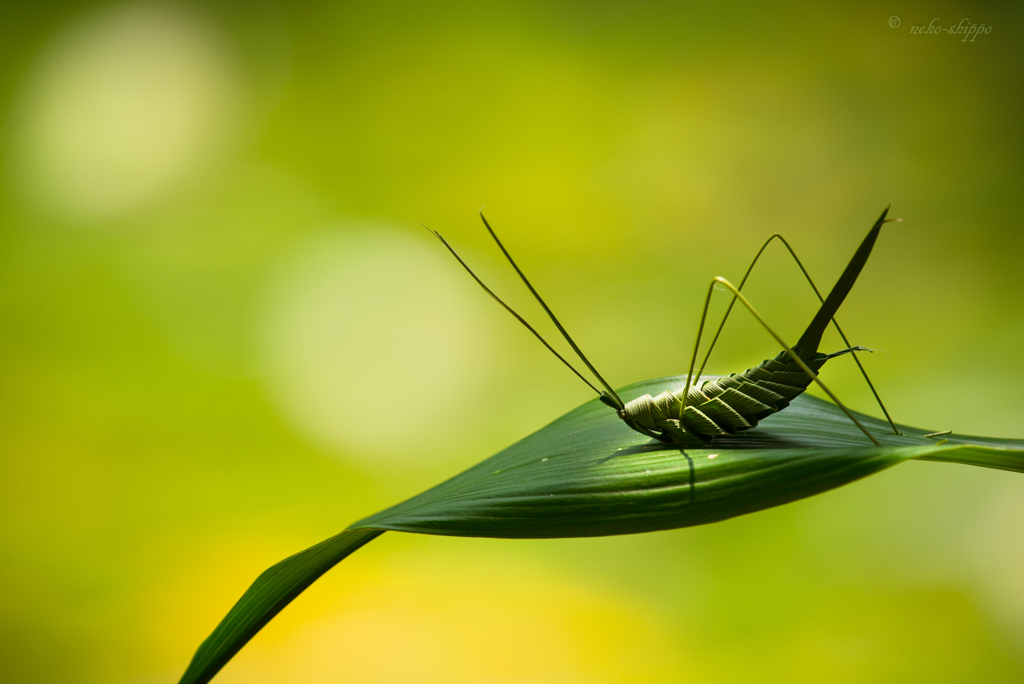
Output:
top-left (177, 208), bottom-right (1024, 684)
top-left (426, 205), bottom-right (902, 447)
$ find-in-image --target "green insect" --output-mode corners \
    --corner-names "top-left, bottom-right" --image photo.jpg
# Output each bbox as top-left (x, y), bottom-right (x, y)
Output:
top-left (426, 205), bottom-right (902, 447)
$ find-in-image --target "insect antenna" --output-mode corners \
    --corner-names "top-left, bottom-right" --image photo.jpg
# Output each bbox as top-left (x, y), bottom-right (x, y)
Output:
top-left (423, 224), bottom-right (611, 403)
top-left (477, 212), bottom-right (625, 410)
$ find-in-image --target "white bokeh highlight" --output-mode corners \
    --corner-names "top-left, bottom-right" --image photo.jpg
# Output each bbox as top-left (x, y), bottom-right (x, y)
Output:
top-left (259, 227), bottom-right (493, 463)
top-left (11, 4), bottom-right (240, 220)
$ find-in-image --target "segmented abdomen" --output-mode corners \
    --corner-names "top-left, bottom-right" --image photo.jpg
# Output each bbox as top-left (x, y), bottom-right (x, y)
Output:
top-left (620, 351), bottom-right (829, 444)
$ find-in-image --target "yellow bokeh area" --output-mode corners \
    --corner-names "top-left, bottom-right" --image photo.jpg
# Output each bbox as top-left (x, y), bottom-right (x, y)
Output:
top-left (0, 2), bottom-right (1022, 683)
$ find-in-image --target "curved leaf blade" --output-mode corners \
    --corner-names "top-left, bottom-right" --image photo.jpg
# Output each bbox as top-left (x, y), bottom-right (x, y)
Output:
top-left (354, 374), bottom-right (1022, 537)
top-left (178, 374), bottom-right (1024, 684)
top-left (178, 528), bottom-right (382, 684)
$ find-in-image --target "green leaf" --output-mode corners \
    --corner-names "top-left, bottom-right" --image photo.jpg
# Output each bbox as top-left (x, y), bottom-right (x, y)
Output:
top-left (179, 528), bottom-right (381, 684)
top-left (178, 374), bottom-right (1023, 684)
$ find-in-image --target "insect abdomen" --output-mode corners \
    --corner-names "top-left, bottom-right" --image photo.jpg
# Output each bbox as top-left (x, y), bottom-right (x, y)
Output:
top-left (685, 351), bottom-right (829, 436)
top-left (620, 350), bottom-right (830, 444)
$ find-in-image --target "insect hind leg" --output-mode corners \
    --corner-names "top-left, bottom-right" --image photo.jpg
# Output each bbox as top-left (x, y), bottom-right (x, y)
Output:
top-left (683, 276), bottom-right (881, 446)
top-left (693, 231), bottom-right (900, 435)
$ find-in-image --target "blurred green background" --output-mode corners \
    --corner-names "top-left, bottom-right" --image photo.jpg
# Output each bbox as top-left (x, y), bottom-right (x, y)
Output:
top-left (1, 1), bottom-right (1022, 682)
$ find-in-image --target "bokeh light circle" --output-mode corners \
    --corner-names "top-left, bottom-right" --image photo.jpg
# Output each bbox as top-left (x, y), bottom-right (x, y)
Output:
top-left (11, 4), bottom-right (240, 220)
top-left (259, 226), bottom-right (493, 464)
